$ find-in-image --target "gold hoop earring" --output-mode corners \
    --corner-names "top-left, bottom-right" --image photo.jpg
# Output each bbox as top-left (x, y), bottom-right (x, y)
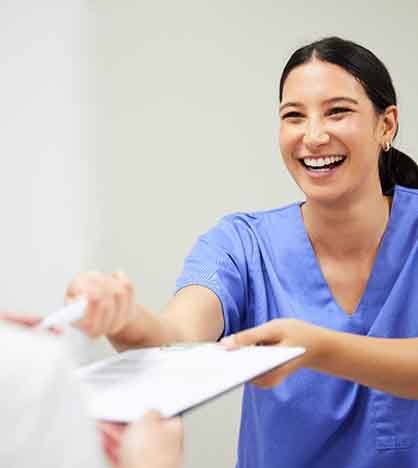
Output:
top-left (383, 141), bottom-right (391, 152)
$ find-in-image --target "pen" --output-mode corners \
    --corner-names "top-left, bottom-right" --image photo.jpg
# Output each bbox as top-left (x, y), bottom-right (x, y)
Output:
top-left (38, 298), bottom-right (87, 329)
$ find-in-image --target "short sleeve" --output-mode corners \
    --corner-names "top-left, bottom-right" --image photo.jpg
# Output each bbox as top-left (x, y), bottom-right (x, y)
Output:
top-left (175, 216), bottom-right (249, 337)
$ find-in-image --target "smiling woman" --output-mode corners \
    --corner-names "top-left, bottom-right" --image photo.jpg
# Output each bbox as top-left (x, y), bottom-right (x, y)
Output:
top-left (65, 37), bottom-right (418, 468)
top-left (278, 37), bottom-right (418, 202)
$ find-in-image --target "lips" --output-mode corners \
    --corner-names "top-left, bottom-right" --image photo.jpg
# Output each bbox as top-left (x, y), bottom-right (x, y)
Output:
top-left (299, 155), bottom-right (347, 170)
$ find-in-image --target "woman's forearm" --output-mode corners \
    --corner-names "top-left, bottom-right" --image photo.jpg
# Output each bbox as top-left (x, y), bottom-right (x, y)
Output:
top-left (225, 319), bottom-right (418, 398)
top-left (313, 329), bottom-right (418, 399)
top-left (107, 304), bottom-right (181, 351)
top-left (108, 286), bottom-right (224, 351)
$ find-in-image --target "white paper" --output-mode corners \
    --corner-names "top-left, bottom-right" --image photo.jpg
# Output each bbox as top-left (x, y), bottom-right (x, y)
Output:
top-left (76, 344), bottom-right (305, 422)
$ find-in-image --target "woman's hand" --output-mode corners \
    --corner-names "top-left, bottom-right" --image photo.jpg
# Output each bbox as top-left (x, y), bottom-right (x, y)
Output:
top-left (65, 271), bottom-right (138, 339)
top-left (119, 411), bottom-right (184, 468)
top-left (221, 318), bottom-right (330, 388)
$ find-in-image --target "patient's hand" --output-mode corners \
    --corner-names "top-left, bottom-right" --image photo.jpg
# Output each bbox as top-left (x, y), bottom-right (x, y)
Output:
top-left (120, 411), bottom-right (184, 468)
top-left (98, 420), bottom-right (127, 467)
top-left (0, 314), bottom-right (62, 334)
top-left (0, 314), bottom-right (40, 327)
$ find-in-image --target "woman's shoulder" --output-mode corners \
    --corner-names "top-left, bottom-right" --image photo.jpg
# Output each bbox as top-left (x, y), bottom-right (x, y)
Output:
top-left (197, 203), bottom-right (303, 254)
top-left (219, 202), bottom-right (301, 230)
top-left (394, 185), bottom-right (418, 210)
top-left (395, 185), bottom-right (418, 196)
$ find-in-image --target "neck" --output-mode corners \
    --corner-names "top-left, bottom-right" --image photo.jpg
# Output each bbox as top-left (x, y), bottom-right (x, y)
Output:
top-left (302, 186), bottom-right (391, 261)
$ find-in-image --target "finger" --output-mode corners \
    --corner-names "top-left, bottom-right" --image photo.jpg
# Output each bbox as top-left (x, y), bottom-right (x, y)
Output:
top-left (222, 320), bottom-right (284, 348)
top-left (65, 282), bottom-right (86, 304)
top-left (112, 271), bottom-right (136, 330)
top-left (98, 421), bottom-right (127, 441)
top-left (159, 415), bottom-right (183, 433)
top-left (164, 416), bottom-right (184, 450)
top-left (139, 409), bottom-right (163, 424)
top-left (105, 273), bottom-right (133, 336)
top-left (65, 271), bottom-right (100, 296)
top-left (114, 272), bottom-right (135, 313)
top-left (99, 422), bottom-right (127, 467)
top-left (101, 435), bottom-right (120, 468)
top-left (64, 292), bottom-right (78, 305)
top-left (100, 431), bottom-right (120, 452)
top-left (98, 298), bottom-right (117, 336)
top-left (126, 410), bottom-right (170, 437)
top-left (0, 314), bottom-right (41, 327)
top-left (0, 314), bottom-right (65, 336)
top-left (67, 284), bottom-right (99, 327)
top-left (108, 272), bottom-right (129, 334)
top-left (74, 294), bottom-right (104, 338)
top-left (139, 411), bottom-right (184, 435)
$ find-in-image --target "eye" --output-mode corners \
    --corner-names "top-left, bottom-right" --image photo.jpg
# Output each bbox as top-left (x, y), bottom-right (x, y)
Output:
top-left (326, 107), bottom-right (353, 117)
top-left (281, 111), bottom-right (304, 120)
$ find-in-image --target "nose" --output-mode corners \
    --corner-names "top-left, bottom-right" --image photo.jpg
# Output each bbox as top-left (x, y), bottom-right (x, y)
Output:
top-left (303, 119), bottom-right (330, 150)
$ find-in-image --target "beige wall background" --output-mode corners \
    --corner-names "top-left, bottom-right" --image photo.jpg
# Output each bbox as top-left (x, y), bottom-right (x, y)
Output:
top-left (88, 1), bottom-right (418, 467)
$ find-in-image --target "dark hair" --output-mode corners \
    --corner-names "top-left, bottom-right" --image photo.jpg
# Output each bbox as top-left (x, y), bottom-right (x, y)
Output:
top-left (279, 36), bottom-right (418, 194)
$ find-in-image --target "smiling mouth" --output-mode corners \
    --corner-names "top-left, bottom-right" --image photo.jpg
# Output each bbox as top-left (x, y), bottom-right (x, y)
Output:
top-left (300, 155), bottom-right (346, 171)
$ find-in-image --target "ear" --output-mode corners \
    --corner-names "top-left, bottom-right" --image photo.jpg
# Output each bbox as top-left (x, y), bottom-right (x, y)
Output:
top-left (380, 105), bottom-right (398, 144)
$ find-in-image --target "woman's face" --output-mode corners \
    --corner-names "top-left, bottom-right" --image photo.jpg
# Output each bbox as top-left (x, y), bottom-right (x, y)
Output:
top-left (279, 59), bottom-right (386, 204)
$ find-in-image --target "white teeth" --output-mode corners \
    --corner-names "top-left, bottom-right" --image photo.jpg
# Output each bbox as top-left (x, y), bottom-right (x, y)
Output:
top-left (303, 155), bottom-right (344, 168)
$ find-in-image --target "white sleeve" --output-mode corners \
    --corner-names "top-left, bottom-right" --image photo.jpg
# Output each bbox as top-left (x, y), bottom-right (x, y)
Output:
top-left (0, 323), bottom-right (109, 468)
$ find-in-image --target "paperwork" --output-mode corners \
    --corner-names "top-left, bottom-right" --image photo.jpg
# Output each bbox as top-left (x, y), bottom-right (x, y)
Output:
top-left (76, 344), bottom-right (305, 422)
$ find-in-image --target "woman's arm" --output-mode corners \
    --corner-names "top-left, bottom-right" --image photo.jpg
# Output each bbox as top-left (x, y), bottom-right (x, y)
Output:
top-left (109, 285), bottom-right (224, 351)
top-left (222, 319), bottom-right (418, 399)
top-left (65, 271), bottom-right (224, 351)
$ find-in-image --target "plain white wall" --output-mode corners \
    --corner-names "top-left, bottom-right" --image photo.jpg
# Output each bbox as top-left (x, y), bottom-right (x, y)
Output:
top-left (89, 1), bottom-right (418, 467)
top-left (0, 1), bottom-right (94, 313)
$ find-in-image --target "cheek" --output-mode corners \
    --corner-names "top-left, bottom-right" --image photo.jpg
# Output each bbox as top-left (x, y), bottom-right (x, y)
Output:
top-left (331, 118), bottom-right (374, 150)
top-left (279, 125), bottom-right (301, 159)
top-left (330, 118), bottom-right (360, 143)
top-left (331, 121), bottom-right (381, 178)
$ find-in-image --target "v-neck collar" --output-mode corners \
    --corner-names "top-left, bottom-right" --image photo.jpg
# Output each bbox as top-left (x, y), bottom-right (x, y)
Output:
top-left (293, 187), bottom-right (400, 330)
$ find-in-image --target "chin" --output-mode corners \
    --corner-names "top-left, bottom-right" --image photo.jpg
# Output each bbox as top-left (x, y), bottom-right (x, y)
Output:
top-left (297, 179), bottom-right (352, 206)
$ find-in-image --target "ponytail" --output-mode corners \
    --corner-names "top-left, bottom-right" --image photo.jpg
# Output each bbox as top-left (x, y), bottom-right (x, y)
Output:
top-left (379, 147), bottom-right (418, 195)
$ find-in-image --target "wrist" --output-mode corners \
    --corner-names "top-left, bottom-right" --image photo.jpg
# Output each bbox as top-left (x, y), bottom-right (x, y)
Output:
top-left (307, 324), bottom-right (337, 371)
top-left (107, 304), bottom-right (144, 349)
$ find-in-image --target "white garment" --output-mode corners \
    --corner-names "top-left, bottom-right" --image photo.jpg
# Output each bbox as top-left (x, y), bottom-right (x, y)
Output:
top-left (0, 322), bottom-right (108, 468)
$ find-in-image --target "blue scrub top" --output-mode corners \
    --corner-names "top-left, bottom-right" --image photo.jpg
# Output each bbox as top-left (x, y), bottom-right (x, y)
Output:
top-left (176, 185), bottom-right (418, 468)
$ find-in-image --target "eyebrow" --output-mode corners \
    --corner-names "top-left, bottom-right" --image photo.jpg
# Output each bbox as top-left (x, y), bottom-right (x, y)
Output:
top-left (279, 96), bottom-right (359, 113)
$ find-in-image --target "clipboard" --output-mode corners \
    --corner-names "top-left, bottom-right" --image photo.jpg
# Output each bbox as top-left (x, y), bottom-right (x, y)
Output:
top-left (76, 343), bottom-right (305, 422)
